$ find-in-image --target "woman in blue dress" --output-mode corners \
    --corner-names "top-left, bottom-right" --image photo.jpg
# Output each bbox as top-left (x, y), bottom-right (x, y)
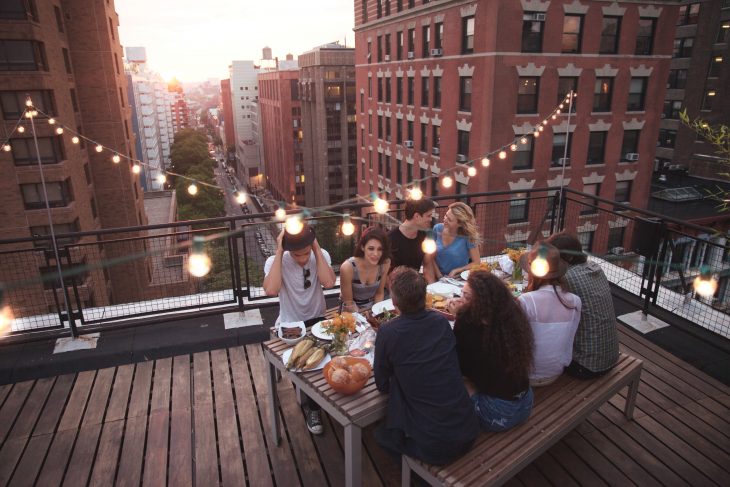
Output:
top-left (424, 202), bottom-right (481, 282)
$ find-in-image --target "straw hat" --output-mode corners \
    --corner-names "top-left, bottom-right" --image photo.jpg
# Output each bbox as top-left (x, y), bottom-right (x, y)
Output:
top-left (520, 243), bottom-right (569, 280)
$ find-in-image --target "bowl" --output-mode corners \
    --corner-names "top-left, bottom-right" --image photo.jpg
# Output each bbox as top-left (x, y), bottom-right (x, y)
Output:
top-left (277, 321), bottom-right (306, 345)
top-left (323, 356), bottom-right (372, 395)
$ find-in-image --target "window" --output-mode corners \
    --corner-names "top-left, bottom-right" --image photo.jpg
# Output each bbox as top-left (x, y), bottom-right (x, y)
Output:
top-left (432, 125), bottom-right (440, 149)
top-left (435, 22), bottom-right (443, 49)
top-left (385, 33), bottom-right (391, 59)
top-left (663, 100), bottom-right (682, 119)
top-left (627, 77), bottom-right (647, 111)
top-left (407, 77), bottom-right (414, 105)
top-left (459, 77), bottom-right (472, 112)
top-left (433, 77), bottom-right (441, 108)
top-left (385, 0), bottom-right (390, 15)
top-left (709, 56), bottom-right (723, 78)
top-left (0, 90), bottom-right (55, 118)
top-left (396, 0), bottom-right (402, 13)
top-left (368, 114), bottom-right (372, 134)
top-left (84, 164), bottom-right (91, 185)
top-left (657, 129), bottom-right (676, 148)
top-left (90, 197), bottom-right (97, 219)
top-left (385, 155), bottom-right (391, 179)
top-left (397, 119), bottom-right (403, 144)
top-left (600, 16), bottom-right (621, 54)
top-left (396, 159), bottom-right (402, 183)
top-left (517, 77), bottom-right (539, 114)
top-left (407, 162), bottom-right (413, 182)
top-left (551, 133), bottom-right (572, 167)
top-left (30, 220), bottom-right (80, 249)
top-left (0, 40), bottom-right (47, 71)
top-left (667, 69), bottom-right (688, 89)
top-left (581, 183), bottom-right (600, 215)
top-left (407, 120), bottom-right (414, 141)
top-left (635, 18), bottom-right (655, 55)
top-left (378, 115), bottom-right (383, 139)
top-left (62, 48), bottom-right (72, 74)
top-left (377, 0), bottom-right (382, 18)
top-left (421, 76), bottom-right (429, 107)
top-left (557, 77), bottom-right (578, 112)
top-left (431, 174), bottom-right (439, 196)
top-left (513, 136), bottom-right (533, 170)
top-left (367, 41), bottom-right (372, 63)
top-left (377, 78), bottom-right (383, 102)
top-left (607, 226), bottom-right (625, 251)
top-left (593, 78), bottom-right (613, 112)
top-left (378, 152), bottom-right (383, 173)
top-left (21, 180), bottom-right (73, 209)
top-left (702, 89), bottom-right (716, 111)
top-left (420, 122), bottom-right (427, 151)
top-left (10, 136), bottom-right (65, 165)
top-left (0, 0), bottom-right (29, 19)
top-left (422, 25), bottom-right (430, 57)
top-left (578, 231), bottom-right (595, 252)
top-left (362, 0), bottom-right (368, 23)
top-left (677, 3), bottom-right (700, 26)
top-left (108, 17), bottom-right (115, 40)
top-left (509, 194), bottom-right (529, 223)
top-left (621, 130), bottom-right (640, 159)
top-left (397, 31), bottom-right (403, 60)
top-left (673, 37), bottom-right (693, 58)
top-left (614, 181), bottom-right (631, 203)
top-left (54, 5), bottom-right (65, 32)
top-left (717, 22), bottom-right (730, 44)
top-left (457, 130), bottom-right (469, 158)
top-left (368, 77), bottom-right (372, 97)
top-left (521, 13), bottom-right (545, 52)
top-left (587, 132), bottom-right (607, 165)
top-left (385, 116), bottom-right (391, 141)
top-left (396, 77), bottom-right (403, 104)
top-left (385, 78), bottom-right (391, 103)
top-left (562, 15), bottom-right (583, 53)
top-left (462, 16), bottom-right (475, 54)
top-left (377, 36), bottom-right (382, 62)
top-left (408, 28), bottom-right (415, 55)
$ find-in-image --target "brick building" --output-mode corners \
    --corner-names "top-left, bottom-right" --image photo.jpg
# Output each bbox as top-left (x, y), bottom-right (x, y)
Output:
top-left (299, 43), bottom-right (357, 207)
top-left (355, 0), bottom-right (678, 253)
top-left (258, 68), bottom-right (305, 205)
top-left (0, 0), bottom-right (152, 318)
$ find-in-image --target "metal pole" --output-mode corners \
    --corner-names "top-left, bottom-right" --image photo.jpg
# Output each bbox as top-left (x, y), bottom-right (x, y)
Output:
top-left (554, 90), bottom-right (574, 234)
top-left (27, 102), bottom-right (77, 336)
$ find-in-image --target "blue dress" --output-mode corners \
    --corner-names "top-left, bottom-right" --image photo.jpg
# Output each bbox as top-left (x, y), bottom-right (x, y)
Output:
top-left (433, 223), bottom-right (476, 275)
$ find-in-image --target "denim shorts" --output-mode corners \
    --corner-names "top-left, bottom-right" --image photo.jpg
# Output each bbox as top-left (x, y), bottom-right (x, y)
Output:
top-left (470, 388), bottom-right (534, 432)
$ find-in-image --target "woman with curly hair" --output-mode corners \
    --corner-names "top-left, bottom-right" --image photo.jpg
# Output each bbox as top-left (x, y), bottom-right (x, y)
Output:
top-left (447, 271), bottom-right (535, 431)
top-left (425, 202), bottom-right (481, 282)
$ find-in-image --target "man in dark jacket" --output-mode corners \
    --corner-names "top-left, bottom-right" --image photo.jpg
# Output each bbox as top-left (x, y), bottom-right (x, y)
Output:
top-left (374, 266), bottom-right (478, 465)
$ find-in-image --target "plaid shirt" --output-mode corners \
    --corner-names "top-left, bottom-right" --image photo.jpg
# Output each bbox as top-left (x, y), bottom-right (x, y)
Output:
top-left (564, 261), bottom-right (620, 372)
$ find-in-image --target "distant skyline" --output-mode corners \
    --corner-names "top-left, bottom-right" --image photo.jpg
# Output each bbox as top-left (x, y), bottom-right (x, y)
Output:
top-left (116, 0), bottom-right (354, 82)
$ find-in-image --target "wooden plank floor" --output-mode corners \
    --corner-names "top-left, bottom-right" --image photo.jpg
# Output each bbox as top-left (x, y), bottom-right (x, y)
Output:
top-left (0, 327), bottom-right (727, 486)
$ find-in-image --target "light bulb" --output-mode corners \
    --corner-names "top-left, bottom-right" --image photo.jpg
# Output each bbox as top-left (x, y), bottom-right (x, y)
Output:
top-left (31, 110), bottom-right (38, 117)
top-left (188, 237), bottom-right (211, 277)
top-left (341, 216), bottom-right (355, 236)
top-left (442, 175), bottom-right (453, 188)
top-left (25, 99), bottom-right (33, 107)
top-left (157, 173), bottom-right (167, 184)
top-left (95, 144), bottom-right (103, 153)
top-left (275, 207), bottom-right (286, 220)
top-left (533, 131), bottom-right (540, 137)
top-left (542, 120), bottom-right (548, 126)
top-left (467, 166), bottom-right (477, 177)
top-left (538, 126), bottom-right (544, 132)
top-left (552, 114), bottom-right (557, 120)
top-left (510, 144), bottom-right (517, 151)
top-left (187, 183), bottom-right (198, 195)
top-left (112, 154), bottom-right (120, 163)
top-left (0, 305), bottom-right (13, 336)
top-left (132, 164), bottom-right (141, 174)
top-left (234, 191), bottom-right (246, 204)
top-left (71, 136), bottom-right (79, 144)
top-left (694, 267), bottom-right (718, 298)
top-left (498, 150), bottom-right (507, 160)
top-left (48, 118), bottom-right (56, 125)
top-left (2, 144), bottom-right (10, 152)
top-left (530, 256), bottom-right (549, 278)
top-left (481, 157), bottom-right (490, 167)
top-left (422, 235), bottom-right (437, 254)
top-left (285, 215), bottom-right (304, 235)
top-left (409, 187), bottom-right (423, 200)
top-left (559, 104), bottom-right (564, 109)
top-left (17, 126), bottom-right (25, 133)
top-left (520, 137), bottom-right (528, 145)
top-left (373, 197), bottom-right (389, 214)
top-left (556, 109), bottom-right (561, 115)
top-left (55, 127), bottom-right (64, 135)
top-left (24, 111), bottom-right (33, 118)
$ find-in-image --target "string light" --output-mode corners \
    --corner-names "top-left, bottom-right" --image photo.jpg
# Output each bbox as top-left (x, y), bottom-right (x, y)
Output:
top-left (157, 173), bottom-right (167, 184)
top-left (409, 187), bottom-right (423, 200)
top-left (533, 131), bottom-right (540, 137)
top-left (538, 126), bottom-right (544, 132)
top-left (24, 111), bottom-right (33, 118)
top-left (481, 157), bottom-right (490, 167)
top-left (467, 166), bottom-right (477, 177)
top-left (530, 246), bottom-right (549, 278)
top-left (48, 118), bottom-right (55, 125)
top-left (234, 191), bottom-right (246, 205)
top-left (55, 127), bottom-right (63, 135)
top-left (551, 114), bottom-right (557, 120)
top-left (31, 110), bottom-right (38, 117)
top-left (17, 126), bottom-right (25, 133)
top-left (132, 163), bottom-right (141, 174)
top-left (187, 182), bottom-right (198, 195)
top-left (693, 266), bottom-right (718, 298)
top-left (498, 150), bottom-right (507, 160)
top-left (422, 231), bottom-right (437, 255)
top-left (341, 214), bottom-right (355, 236)
top-left (442, 175), bottom-right (453, 188)
top-left (275, 206), bottom-right (286, 220)
top-left (71, 136), bottom-right (79, 144)
top-left (373, 196), bottom-right (389, 214)
top-left (188, 237), bottom-right (211, 277)
top-left (95, 144), bottom-right (103, 153)
top-left (520, 137), bottom-right (528, 145)
top-left (25, 99), bottom-right (33, 107)
top-left (112, 154), bottom-right (120, 163)
top-left (285, 214), bottom-right (304, 235)
top-left (542, 120), bottom-right (548, 126)
top-left (510, 144), bottom-right (517, 151)
top-left (559, 104), bottom-right (564, 109)
top-left (2, 144), bottom-right (10, 152)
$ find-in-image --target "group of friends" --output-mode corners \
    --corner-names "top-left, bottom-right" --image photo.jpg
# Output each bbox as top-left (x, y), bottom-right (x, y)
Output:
top-left (262, 198), bottom-right (619, 467)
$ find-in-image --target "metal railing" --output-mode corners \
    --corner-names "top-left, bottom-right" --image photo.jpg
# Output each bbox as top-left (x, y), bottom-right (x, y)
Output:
top-left (1, 187), bottom-right (728, 342)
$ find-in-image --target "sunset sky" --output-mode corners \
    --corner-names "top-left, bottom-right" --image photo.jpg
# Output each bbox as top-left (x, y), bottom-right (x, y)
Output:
top-left (116, 0), bottom-right (355, 82)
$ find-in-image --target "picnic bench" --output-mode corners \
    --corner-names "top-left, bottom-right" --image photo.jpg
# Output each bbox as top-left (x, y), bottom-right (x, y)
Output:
top-left (402, 352), bottom-right (643, 486)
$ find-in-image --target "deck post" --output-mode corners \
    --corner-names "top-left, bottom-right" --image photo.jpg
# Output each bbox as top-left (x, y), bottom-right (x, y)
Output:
top-left (267, 362), bottom-right (282, 445)
top-left (344, 424), bottom-right (362, 487)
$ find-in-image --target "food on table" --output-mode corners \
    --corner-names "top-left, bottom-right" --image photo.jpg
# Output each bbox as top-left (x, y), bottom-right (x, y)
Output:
top-left (365, 308), bottom-right (398, 329)
top-left (469, 261), bottom-right (497, 272)
top-left (302, 345), bottom-right (328, 370)
top-left (350, 362), bottom-right (370, 382)
top-left (286, 337), bottom-right (315, 369)
top-left (331, 356), bottom-right (350, 369)
top-left (330, 368), bottom-right (351, 385)
top-left (281, 326), bottom-right (302, 339)
top-left (426, 293), bottom-right (445, 309)
top-left (295, 346), bottom-right (317, 369)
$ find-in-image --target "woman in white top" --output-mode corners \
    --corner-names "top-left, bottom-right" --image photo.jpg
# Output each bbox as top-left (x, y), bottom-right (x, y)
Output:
top-left (518, 243), bottom-right (581, 386)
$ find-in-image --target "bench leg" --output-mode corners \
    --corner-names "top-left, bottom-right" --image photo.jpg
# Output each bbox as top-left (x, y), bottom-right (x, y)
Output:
top-left (624, 373), bottom-right (641, 420)
top-left (401, 456), bottom-right (411, 487)
top-left (267, 362), bottom-right (282, 446)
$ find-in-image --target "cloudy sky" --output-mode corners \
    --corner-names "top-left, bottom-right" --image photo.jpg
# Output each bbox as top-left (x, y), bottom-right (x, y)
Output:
top-left (116, 0), bottom-right (355, 82)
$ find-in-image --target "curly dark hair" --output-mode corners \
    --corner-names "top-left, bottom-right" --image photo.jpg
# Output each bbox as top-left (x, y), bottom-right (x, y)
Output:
top-left (456, 271), bottom-right (534, 381)
top-left (353, 227), bottom-right (391, 264)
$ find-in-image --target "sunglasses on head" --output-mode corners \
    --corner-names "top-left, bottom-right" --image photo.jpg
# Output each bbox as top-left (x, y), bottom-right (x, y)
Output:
top-left (302, 267), bottom-right (311, 289)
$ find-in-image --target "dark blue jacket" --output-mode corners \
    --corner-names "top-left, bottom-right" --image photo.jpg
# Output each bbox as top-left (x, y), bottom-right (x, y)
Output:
top-left (374, 309), bottom-right (478, 457)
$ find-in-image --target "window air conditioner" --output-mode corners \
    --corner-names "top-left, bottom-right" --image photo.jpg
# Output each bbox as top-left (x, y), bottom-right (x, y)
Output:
top-left (386, 135), bottom-right (392, 142)
top-left (558, 157), bottom-right (570, 166)
top-left (533, 13), bottom-right (546, 21)
top-left (456, 154), bottom-right (467, 162)
top-left (404, 140), bottom-right (414, 148)
top-left (432, 147), bottom-right (440, 156)
top-left (384, 54), bottom-right (391, 62)
top-left (625, 153), bottom-right (640, 161)
top-left (610, 246), bottom-right (624, 255)
top-left (431, 48), bottom-right (443, 57)
top-left (407, 51), bottom-right (415, 59)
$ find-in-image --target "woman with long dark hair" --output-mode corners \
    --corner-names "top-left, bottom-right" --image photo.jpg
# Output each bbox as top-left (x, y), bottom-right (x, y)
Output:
top-left (340, 227), bottom-right (391, 311)
top-left (518, 243), bottom-right (582, 386)
top-left (448, 271), bottom-right (535, 431)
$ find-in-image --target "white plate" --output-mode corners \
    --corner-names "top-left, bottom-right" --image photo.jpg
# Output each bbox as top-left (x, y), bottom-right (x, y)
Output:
top-left (276, 321), bottom-right (306, 345)
top-left (427, 282), bottom-right (462, 297)
top-left (281, 347), bottom-right (331, 372)
top-left (371, 299), bottom-right (395, 315)
top-left (311, 318), bottom-right (367, 341)
top-left (460, 270), bottom-right (470, 281)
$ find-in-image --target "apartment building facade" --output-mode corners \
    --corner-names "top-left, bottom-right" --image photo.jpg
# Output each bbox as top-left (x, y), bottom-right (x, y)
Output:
top-left (355, 0), bottom-right (677, 253)
top-left (299, 43), bottom-right (357, 207)
top-left (229, 60), bottom-right (261, 181)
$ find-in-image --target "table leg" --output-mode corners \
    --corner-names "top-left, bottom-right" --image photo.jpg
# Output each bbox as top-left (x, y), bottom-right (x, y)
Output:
top-left (344, 424), bottom-right (362, 487)
top-left (267, 362), bottom-right (281, 446)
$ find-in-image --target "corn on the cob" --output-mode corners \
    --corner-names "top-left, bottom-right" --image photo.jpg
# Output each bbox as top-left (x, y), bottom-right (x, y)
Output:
top-left (286, 338), bottom-right (314, 368)
top-left (295, 346), bottom-right (317, 369)
top-left (303, 347), bottom-right (327, 370)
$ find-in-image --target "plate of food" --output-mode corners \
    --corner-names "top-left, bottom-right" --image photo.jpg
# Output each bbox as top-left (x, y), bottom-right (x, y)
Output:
top-left (427, 282), bottom-right (462, 297)
top-left (461, 262), bottom-right (497, 280)
top-left (365, 308), bottom-right (399, 329)
top-left (371, 298), bottom-right (395, 315)
top-left (283, 339), bottom-right (330, 371)
top-left (276, 321), bottom-right (306, 345)
top-left (311, 313), bottom-right (366, 341)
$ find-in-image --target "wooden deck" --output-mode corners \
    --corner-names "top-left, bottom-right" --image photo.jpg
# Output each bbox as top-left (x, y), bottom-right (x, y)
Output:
top-left (0, 326), bottom-right (727, 486)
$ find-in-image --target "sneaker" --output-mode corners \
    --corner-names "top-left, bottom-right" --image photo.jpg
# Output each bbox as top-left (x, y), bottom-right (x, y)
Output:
top-left (304, 407), bottom-right (324, 435)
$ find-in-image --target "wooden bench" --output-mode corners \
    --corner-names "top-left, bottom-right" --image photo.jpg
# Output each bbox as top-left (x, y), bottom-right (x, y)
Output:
top-left (402, 353), bottom-right (642, 486)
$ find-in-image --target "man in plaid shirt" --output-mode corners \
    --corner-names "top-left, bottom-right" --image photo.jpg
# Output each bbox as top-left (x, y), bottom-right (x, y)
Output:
top-left (548, 233), bottom-right (619, 378)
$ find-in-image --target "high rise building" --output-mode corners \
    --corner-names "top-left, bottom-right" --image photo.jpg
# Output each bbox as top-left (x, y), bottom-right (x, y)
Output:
top-left (0, 0), bottom-right (151, 315)
top-left (229, 60), bottom-right (261, 182)
top-left (258, 67), bottom-right (304, 204)
top-left (220, 78), bottom-right (235, 160)
top-left (355, 0), bottom-right (677, 252)
top-left (656, 0), bottom-right (730, 180)
top-left (299, 43), bottom-right (357, 207)
top-left (263, 46), bottom-right (273, 60)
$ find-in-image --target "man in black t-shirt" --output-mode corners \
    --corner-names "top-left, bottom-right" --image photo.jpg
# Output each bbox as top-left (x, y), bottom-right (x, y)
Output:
top-left (387, 197), bottom-right (437, 272)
